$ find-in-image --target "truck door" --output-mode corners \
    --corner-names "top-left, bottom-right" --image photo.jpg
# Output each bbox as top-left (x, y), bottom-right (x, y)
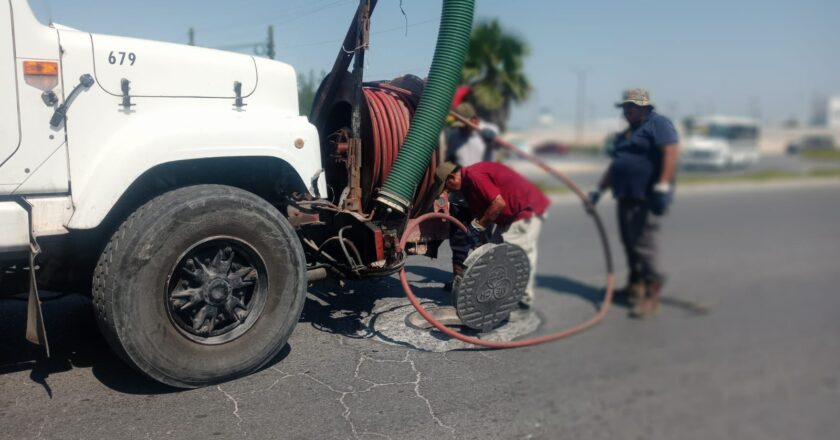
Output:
top-left (0, 0), bottom-right (65, 195)
top-left (0, 0), bottom-right (20, 167)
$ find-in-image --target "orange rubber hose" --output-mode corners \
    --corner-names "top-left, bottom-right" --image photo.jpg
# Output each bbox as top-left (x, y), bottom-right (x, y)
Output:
top-left (396, 112), bottom-right (615, 348)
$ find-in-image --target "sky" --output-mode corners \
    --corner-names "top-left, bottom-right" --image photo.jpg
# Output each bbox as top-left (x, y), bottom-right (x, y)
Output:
top-left (26, 0), bottom-right (840, 129)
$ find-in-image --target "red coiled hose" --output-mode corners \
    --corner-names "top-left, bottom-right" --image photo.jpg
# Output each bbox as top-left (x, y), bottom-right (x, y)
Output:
top-left (362, 86), bottom-right (437, 217)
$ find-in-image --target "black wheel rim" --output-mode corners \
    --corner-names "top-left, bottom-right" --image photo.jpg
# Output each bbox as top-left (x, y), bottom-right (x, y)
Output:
top-left (165, 236), bottom-right (268, 345)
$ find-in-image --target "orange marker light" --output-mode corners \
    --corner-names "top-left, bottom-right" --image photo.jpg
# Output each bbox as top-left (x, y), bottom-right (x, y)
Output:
top-left (23, 60), bottom-right (59, 76)
top-left (23, 60), bottom-right (59, 91)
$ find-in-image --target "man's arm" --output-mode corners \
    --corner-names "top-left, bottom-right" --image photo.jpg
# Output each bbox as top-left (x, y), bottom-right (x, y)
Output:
top-left (658, 143), bottom-right (679, 185)
top-left (475, 195), bottom-right (506, 228)
top-left (652, 116), bottom-right (679, 186)
top-left (586, 166), bottom-right (611, 206)
top-left (596, 168), bottom-right (611, 191)
top-left (650, 143), bottom-right (679, 216)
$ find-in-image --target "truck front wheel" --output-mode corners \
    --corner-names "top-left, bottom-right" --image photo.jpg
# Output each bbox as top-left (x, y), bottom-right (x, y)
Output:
top-left (92, 185), bottom-right (306, 388)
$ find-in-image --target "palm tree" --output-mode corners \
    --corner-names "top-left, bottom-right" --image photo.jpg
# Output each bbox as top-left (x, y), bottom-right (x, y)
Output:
top-left (462, 19), bottom-right (532, 131)
top-left (298, 70), bottom-right (325, 119)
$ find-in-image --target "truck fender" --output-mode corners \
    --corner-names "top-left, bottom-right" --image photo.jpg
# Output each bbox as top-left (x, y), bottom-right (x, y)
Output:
top-left (66, 113), bottom-right (323, 230)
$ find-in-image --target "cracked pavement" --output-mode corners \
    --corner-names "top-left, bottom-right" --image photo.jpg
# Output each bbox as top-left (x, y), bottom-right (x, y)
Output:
top-left (2, 183), bottom-right (840, 439)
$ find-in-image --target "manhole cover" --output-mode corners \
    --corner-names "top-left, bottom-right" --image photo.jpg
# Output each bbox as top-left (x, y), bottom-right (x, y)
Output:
top-left (453, 242), bottom-right (530, 331)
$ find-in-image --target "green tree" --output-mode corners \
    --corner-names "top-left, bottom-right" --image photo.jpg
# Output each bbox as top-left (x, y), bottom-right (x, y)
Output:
top-left (462, 19), bottom-right (532, 131)
top-left (298, 70), bottom-right (325, 118)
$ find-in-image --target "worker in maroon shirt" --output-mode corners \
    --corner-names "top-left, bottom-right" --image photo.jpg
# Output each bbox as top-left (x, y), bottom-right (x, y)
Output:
top-left (435, 161), bottom-right (550, 308)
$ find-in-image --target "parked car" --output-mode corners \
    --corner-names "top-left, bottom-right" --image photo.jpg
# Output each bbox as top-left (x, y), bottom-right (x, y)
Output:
top-left (786, 135), bottom-right (837, 155)
top-left (532, 141), bottom-right (570, 156)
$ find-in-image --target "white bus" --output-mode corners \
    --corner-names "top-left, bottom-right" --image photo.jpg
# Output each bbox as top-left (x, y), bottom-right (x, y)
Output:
top-left (681, 115), bottom-right (761, 169)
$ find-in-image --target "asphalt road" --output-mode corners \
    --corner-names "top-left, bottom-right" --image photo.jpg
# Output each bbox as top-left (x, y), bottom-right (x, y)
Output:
top-left (2, 181), bottom-right (839, 440)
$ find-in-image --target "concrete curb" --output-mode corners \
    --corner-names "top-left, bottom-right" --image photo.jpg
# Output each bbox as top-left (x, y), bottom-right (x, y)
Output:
top-left (548, 177), bottom-right (840, 204)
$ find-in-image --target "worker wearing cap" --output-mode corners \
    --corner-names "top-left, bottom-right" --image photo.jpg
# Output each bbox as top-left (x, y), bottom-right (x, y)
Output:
top-left (446, 102), bottom-right (498, 166)
top-left (589, 88), bottom-right (679, 318)
top-left (436, 161), bottom-right (550, 308)
top-left (443, 102), bottom-right (499, 287)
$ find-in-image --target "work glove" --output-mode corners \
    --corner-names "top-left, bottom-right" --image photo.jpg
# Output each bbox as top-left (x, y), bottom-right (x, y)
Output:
top-left (650, 183), bottom-right (673, 216)
top-left (480, 128), bottom-right (497, 144)
top-left (587, 189), bottom-right (603, 206)
top-left (466, 219), bottom-right (487, 248)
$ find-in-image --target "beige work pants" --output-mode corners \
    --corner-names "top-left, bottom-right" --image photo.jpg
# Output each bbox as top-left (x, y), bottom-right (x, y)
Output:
top-left (492, 215), bottom-right (544, 305)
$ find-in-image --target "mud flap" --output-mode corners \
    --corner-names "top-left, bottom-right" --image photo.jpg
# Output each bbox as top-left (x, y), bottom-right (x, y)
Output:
top-left (25, 246), bottom-right (49, 356)
top-left (453, 242), bottom-right (530, 332)
top-left (17, 199), bottom-right (50, 356)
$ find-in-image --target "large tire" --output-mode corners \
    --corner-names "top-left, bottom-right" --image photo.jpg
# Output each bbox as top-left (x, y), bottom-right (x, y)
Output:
top-left (92, 185), bottom-right (306, 388)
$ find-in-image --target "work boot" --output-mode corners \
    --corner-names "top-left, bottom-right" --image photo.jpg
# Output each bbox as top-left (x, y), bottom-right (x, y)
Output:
top-left (625, 281), bottom-right (646, 306)
top-left (629, 297), bottom-right (647, 318)
top-left (629, 281), bottom-right (662, 319)
top-left (644, 281), bottom-right (662, 315)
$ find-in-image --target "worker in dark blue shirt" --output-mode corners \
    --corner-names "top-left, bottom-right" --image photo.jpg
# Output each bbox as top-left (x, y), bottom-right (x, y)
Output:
top-left (589, 88), bottom-right (679, 318)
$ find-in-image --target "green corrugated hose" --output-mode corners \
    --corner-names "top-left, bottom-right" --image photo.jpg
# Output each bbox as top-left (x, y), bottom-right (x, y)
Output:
top-left (375, 0), bottom-right (475, 213)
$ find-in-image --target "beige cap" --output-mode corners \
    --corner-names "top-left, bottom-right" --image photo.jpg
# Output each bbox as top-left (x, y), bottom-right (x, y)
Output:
top-left (433, 161), bottom-right (460, 196)
top-left (615, 88), bottom-right (653, 108)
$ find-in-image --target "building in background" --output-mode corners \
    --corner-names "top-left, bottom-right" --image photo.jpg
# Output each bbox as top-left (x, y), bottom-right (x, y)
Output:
top-left (810, 95), bottom-right (828, 127)
top-left (828, 96), bottom-right (840, 129)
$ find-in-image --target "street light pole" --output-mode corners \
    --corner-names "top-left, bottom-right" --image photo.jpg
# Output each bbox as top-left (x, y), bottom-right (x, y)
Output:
top-left (571, 68), bottom-right (591, 146)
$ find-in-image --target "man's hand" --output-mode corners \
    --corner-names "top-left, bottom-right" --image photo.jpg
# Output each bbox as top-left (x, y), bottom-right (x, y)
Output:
top-left (588, 189), bottom-right (603, 206)
top-left (651, 183), bottom-right (673, 216)
top-left (467, 218), bottom-right (486, 248)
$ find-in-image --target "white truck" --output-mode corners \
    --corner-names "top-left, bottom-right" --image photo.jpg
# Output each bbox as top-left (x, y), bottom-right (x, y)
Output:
top-left (2, 0), bottom-right (475, 388)
top-left (680, 115), bottom-right (761, 170)
top-left (2, 0), bottom-right (323, 387)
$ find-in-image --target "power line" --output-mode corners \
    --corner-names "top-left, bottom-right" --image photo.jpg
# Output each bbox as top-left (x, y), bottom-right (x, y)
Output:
top-left (275, 0), bottom-right (355, 25)
top-left (364, 66), bottom-right (428, 79)
top-left (208, 26), bottom-right (275, 59)
top-left (195, 0), bottom-right (354, 34)
top-left (194, 0), bottom-right (344, 33)
top-left (213, 41), bottom-right (264, 50)
top-left (276, 18), bottom-right (436, 51)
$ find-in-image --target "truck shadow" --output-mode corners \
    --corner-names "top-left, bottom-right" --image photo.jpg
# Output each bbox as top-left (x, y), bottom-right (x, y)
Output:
top-left (300, 267), bottom-right (452, 343)
top-left (300, 267), bottom-right (501, 351)
top-left (299, 268), bottom-right (616, 342)
top-left (0, 293), bottom-right (175, 396)
top-left (0, 293), bottom-right (294, 396)
top-left (299, 268), bottom-right (711, 347)
top-left (2, 270), bottom-right (646, 395)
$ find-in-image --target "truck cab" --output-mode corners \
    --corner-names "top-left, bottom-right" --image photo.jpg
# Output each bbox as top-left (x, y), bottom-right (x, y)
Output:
top-left (1, 0), bottom-right (323, 387)
top-left (680, 115), bottom-right (761, 170)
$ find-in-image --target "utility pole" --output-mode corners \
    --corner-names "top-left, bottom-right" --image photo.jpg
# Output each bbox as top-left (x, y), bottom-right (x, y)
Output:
top-left (749, 96), bottom-right (762, 122)
top-left (266, 25), bottom-right (275, 60)
top-left (188, 27), bottom-right (195, 46)
top-left (571, 68), bottom-right (590, 146)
